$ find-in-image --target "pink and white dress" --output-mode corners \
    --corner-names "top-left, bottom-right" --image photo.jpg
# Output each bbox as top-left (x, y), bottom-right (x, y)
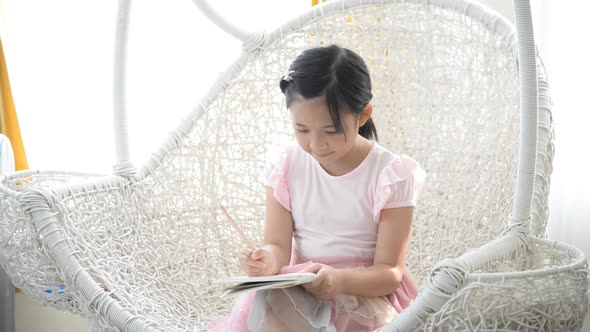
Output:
top-left (210, 140), bottom-right (427, 331)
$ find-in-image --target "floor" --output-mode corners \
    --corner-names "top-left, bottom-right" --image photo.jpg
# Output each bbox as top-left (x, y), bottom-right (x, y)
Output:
top-left (15, 293), bottom-right (91, 332)
top-left (15, 292), bottom-right (590, 332)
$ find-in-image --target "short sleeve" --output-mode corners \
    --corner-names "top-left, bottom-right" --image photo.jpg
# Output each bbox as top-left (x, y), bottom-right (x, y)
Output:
top-left (261, 141), bottom-right (291, 211)
top-left (373, 154), bottom-right (427, 219)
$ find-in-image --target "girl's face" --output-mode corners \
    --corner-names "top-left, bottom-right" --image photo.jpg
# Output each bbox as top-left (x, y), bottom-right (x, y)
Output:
top-left (290, 96), bottom-right (363, 168)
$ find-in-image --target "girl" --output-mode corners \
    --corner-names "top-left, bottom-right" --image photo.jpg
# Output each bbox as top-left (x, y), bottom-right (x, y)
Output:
top-left (211, 44), bottom-right (426, 331)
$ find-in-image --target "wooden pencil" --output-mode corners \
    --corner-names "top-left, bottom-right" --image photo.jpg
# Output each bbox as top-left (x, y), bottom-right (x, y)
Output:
top-left (218, 205), bottom-right (256, 249)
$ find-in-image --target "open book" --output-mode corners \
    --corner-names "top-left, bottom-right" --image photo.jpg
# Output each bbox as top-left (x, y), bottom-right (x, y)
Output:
top-left (215, 272), bottom-right (316, 297)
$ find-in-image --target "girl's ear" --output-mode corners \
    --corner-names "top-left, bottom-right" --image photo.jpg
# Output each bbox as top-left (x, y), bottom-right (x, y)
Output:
top-left (358, 103), bottom-right (373, 127)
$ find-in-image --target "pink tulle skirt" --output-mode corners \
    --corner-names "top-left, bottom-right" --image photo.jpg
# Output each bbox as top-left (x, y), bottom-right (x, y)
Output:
top-left (209, 251), bottom-right (417, 331)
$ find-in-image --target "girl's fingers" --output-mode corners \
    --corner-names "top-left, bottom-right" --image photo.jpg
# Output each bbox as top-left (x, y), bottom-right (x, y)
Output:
top-left (304, 274), bottom-right (324, 290)
top-left (303, 280), bottom-right (322, 292)
top-left (301, 263), bottom-right (323, 274)
top-left (243, 258), bottom-right (266, 269)
top-left (239, 253), bottom-right (268, 275)
top-left (302, 263), bottom-right (324, 287)
top-left (240, 248), bottom-right (254, 257)
top-left (239, 247), bottom-right (273, 276)
top-left (250, 248), bottom-right (267, 260)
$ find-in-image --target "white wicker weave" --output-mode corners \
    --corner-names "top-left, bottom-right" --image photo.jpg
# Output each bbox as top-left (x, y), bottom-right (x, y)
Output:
top-left (0, 0), bottom-right (587, 331)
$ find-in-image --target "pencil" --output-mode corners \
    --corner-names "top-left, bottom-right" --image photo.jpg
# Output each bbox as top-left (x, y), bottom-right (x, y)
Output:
top-left (218, 205), bottom-right (256, 249)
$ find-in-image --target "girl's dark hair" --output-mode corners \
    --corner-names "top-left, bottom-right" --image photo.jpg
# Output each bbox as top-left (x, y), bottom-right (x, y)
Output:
top-left (279, 44), bottom-right (378, 141)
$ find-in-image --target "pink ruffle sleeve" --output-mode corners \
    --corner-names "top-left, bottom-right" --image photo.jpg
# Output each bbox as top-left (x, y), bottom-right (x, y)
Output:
top-left (373, 154), bottom-right (427, 219)
top-left (261, 142), bottom-right (291, 211)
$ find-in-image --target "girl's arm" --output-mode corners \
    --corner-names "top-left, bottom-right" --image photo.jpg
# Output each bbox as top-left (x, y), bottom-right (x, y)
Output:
top-left (303, 207), bottom-right (413, 298)
top-left (340, 206), bottom-right (413, 296)
top-left (240, 187), bottom-right (294, 276)
top-left (261, 186), bottom-right (294, 274)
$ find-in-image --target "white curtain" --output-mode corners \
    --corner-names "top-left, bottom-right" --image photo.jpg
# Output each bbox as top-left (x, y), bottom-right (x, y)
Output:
top-left (534, 3), bottom-right (590, 329)
top-left (532, 1), bottom-right (590, 258)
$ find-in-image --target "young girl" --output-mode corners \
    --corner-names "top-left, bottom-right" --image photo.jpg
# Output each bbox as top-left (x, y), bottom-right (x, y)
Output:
top-left (211, 44), bottom-right (426, 331)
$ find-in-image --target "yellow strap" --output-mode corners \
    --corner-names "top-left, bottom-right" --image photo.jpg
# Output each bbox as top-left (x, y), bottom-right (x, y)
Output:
top-left (0, 37), bottom-right (28, 171)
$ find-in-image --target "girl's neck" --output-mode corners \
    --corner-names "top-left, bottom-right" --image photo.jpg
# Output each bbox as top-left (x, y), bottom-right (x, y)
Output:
top-left (320, 136), bottom-right (374, 176)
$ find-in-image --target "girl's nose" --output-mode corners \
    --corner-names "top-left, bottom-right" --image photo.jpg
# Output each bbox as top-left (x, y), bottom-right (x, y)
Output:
top-left (310, 136), bottom-right (327, 150)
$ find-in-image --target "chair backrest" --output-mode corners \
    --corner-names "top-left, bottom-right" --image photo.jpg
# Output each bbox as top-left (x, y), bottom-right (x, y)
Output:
top-left (163, 1), bottom-right (525, 286)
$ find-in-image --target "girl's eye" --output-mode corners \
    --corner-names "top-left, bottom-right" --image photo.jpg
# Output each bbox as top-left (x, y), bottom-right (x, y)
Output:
top-left (325, 131), bottom-right (339, 135)
top-left (296, 129), bottom-right (309, 133)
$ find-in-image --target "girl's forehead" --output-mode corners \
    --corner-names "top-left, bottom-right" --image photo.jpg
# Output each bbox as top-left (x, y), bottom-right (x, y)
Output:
top-left (290, 95), bottom-right (327, 109)
top-left (290, 98), bottom-right (355, 127)
top-left (289, 95), bottom-right (352, 113)
top-left (290, 97), bottom-right (331, 121)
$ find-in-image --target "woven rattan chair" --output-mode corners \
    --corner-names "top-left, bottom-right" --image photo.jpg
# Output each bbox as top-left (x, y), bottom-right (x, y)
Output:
top-left (1, 0), bottom-right (588, 330)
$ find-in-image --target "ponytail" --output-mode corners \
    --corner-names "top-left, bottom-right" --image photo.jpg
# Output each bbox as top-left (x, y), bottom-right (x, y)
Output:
top-left (359, 117), bottom-right (378, 141)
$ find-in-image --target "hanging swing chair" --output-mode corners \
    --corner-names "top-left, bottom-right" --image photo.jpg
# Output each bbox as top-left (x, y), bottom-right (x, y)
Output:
top-left (1, 0), bottom-right (588, 330)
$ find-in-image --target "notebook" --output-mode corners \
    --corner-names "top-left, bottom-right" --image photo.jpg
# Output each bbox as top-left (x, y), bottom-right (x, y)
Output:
top-left (214, 272), bottom-right (316, 297)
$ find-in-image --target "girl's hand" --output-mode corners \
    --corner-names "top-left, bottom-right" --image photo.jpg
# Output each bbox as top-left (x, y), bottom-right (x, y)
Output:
top-left (301, 263), bottom-right (342, 300)
top-left (238, 247), bottom-right (276, 277)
